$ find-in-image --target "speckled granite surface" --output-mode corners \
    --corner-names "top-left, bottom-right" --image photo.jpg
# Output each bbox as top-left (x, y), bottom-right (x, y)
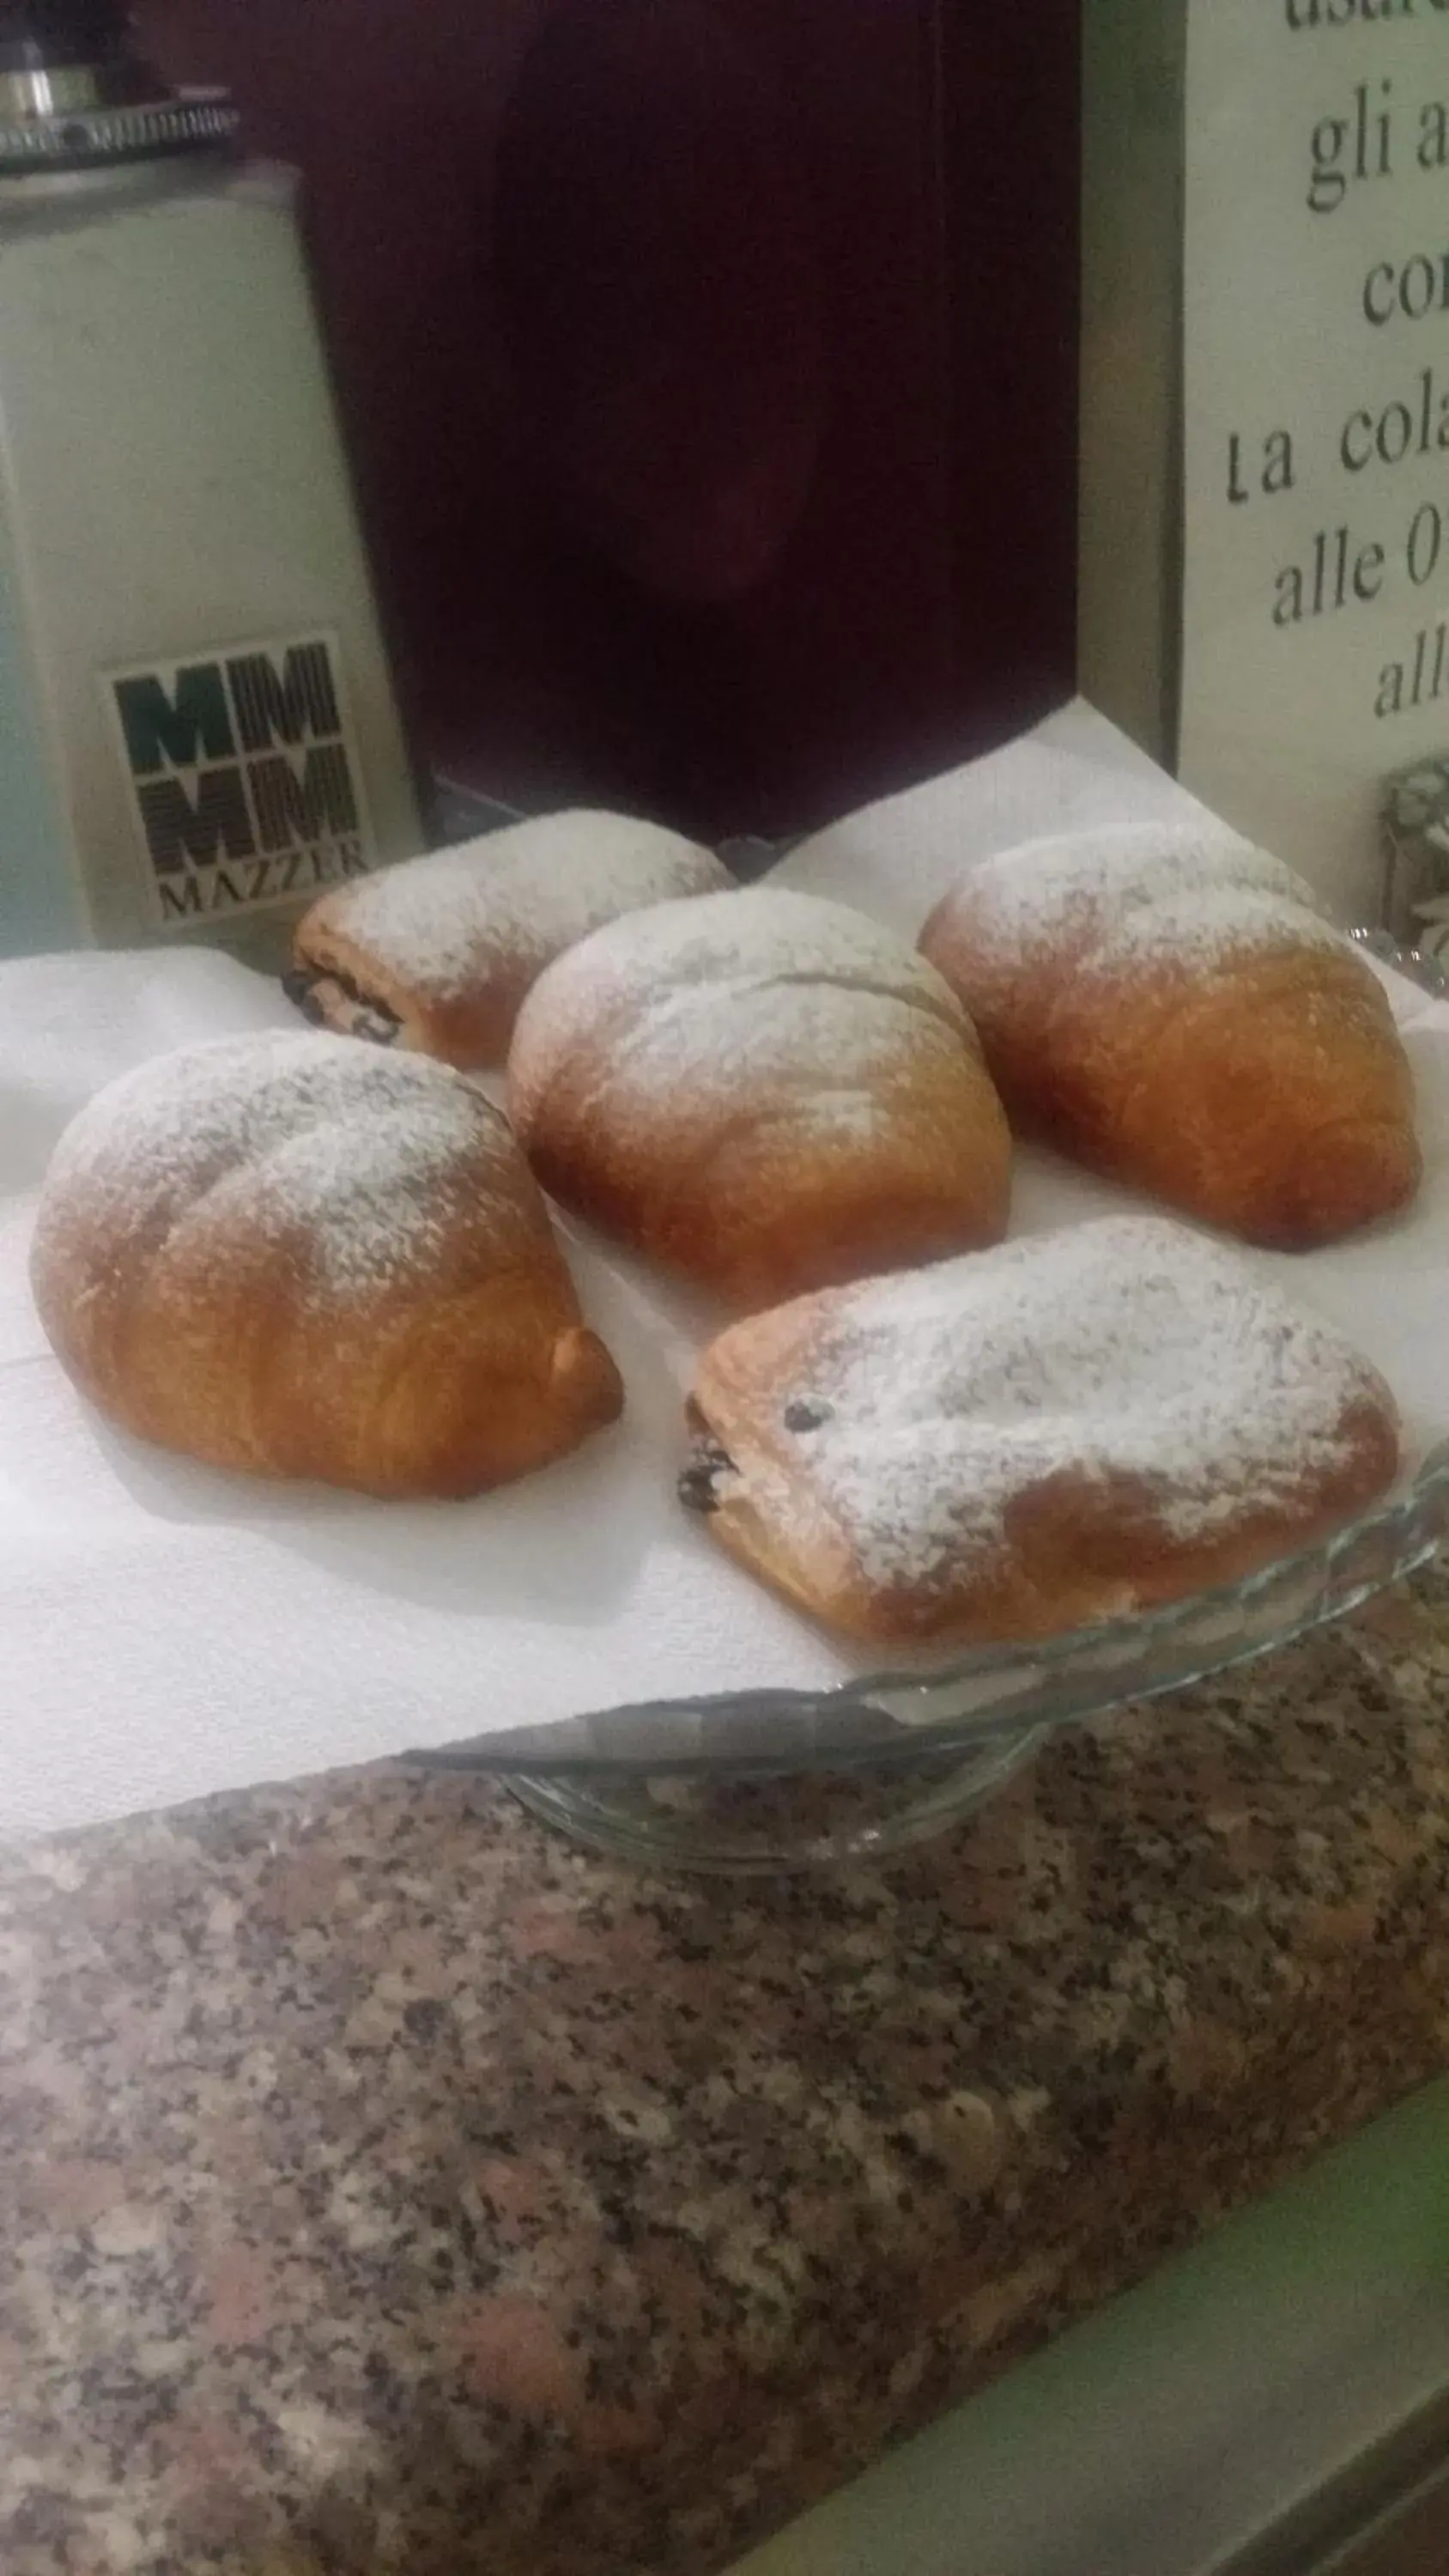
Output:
top-left (4, 1569), bottom-right (1449, 2576)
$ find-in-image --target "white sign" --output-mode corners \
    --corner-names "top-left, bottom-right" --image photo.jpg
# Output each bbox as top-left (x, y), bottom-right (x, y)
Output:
top-left (1180, 0), bottom-right (1449, 916)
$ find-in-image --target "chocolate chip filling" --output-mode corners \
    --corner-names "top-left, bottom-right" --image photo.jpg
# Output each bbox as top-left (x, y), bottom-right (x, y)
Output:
top-left (283, 964), bottom-right (403, 1049)
top-left (784, 1397), bottom-right (832, 1433)
top-left (678, 1428), bottom-right (737, 1516)
top-left (282, 963), bottom-right (330, 1026)
top-left (349, 1001), bottom-right (404, 1047)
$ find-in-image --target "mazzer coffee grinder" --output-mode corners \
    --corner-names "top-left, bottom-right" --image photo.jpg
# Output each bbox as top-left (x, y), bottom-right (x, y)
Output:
top-left (0, 0), bottom-right (420, 964)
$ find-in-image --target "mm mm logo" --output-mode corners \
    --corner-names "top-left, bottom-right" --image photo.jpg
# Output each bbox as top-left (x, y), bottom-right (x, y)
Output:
top-left (112, 639), bottom-right (373, 924)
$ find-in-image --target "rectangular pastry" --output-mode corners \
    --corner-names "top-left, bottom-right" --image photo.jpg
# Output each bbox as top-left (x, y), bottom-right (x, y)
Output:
top-left (682, 1215), bottom-right (1401, 1646)
top-left (288, 810), bottom-right (731, 1067)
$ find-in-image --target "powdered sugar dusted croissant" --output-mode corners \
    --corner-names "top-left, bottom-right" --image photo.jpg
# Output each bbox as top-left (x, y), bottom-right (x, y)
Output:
top-left (920, 823), bottom-right (1420, 1248)
top-left (288, 809), bottom-right (732, 1068)
top-left (507, 887), bottom-right (1013, 1309)
top-left (31, 1031), bottom-right (623, 1498)
top-left (682, 1216), bottom-right (1401, 1646)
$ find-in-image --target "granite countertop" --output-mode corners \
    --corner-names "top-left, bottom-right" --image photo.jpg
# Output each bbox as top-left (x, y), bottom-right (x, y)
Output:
top-left (4, 1569), bottom-right (1449, 2576)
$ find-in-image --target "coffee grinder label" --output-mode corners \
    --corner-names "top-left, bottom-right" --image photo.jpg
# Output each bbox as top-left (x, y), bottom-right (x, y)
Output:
top-left (102, 630), bottom-right (378, 931)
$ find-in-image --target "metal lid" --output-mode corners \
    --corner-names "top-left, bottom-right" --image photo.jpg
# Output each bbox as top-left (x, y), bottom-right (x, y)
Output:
top-left (0, 0), bottom-right (237, 174)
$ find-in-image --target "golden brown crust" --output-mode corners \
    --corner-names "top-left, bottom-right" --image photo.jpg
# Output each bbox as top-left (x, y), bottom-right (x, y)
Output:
top-left (699, 1401), bottom-right (1401, 1647)
top-left (919, 837), bottom-right (1421, 1248)
top-left (508, 888), bottom-right (1013, 1309)
top-left (30, 1034), bottom-right (623, 1499)
top-left (684, 1221), bottom-right (1403, 1646)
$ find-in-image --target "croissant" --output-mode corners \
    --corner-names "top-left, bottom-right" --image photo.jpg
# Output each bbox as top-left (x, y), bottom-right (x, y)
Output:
top-left (288, 809), bottom-right (731, 1067)
top-left (919, 823), bottom-right (1421, 1248)
top-left (31, 1030), bottom-right (623, 1498)
top-left (507, 887), bottom-right (1013, 1309)
top-left (682, 1216), bottom-right (1402, 1646)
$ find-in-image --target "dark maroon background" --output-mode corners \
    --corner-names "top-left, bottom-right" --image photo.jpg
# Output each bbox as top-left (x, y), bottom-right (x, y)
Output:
top-left (136, 0), bottom-right (1080, 842)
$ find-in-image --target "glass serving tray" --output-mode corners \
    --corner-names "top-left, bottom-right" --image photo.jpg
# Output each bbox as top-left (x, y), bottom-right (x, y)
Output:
top-left (418, 1443), bottom-right (1449, 1871)
top-left (409, 859), bottom-right (1449, 1872)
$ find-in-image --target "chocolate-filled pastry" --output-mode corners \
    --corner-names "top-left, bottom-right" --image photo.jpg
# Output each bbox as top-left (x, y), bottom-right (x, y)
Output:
top-left (31, 1030), bottom-right (623, 1498)
top-left (920, 823), bottom-right (1420, 1249)
top-left (508, 887), bottom-right (1013, 1309)
top-left (288, 809), bottom-right (732, 1068)
top-left (684, 1215), bottom-right (1401, 1645)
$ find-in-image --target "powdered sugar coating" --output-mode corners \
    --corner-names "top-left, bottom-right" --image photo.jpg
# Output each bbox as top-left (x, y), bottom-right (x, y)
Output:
top-left (513, 886), bottom-right (974, 1117)
top-left (41, 1030), bottom-right (532, 1304)
top-left (956, 822), bottom-right (1345, 976)
top-left (729, 1217), bottom-right (1394, 1595)
top-left (314, 811), bottom-right (731, 999)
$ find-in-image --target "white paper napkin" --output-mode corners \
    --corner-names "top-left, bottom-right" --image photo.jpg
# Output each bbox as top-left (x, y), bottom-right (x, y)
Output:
top-left (2, 702), bottom-right (1445, 1839)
